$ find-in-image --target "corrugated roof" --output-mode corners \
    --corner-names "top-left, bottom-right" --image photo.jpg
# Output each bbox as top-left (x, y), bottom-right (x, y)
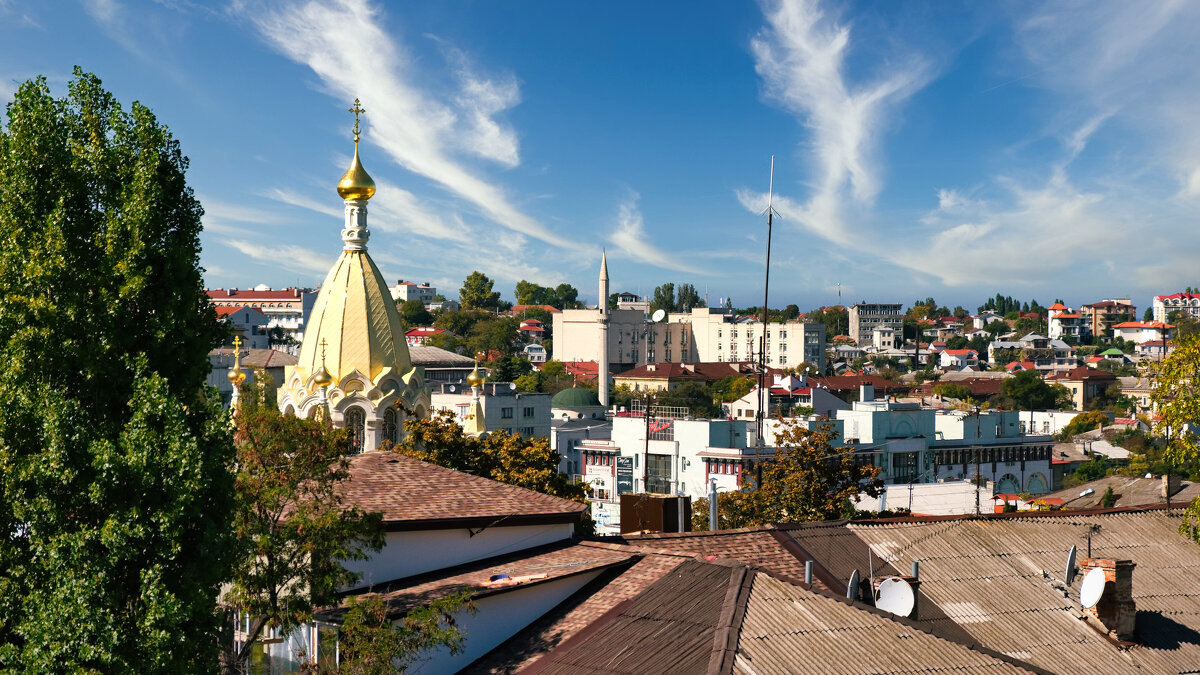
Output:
top-left (338, 452), bottom-right (586, 529)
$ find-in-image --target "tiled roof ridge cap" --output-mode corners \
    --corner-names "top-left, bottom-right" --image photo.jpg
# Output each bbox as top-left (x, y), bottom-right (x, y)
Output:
top-left (846, 502), bottom-right (1174, 525)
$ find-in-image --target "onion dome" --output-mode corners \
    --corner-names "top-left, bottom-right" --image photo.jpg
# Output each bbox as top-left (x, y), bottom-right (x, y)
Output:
top-left (467, 360), bottom-right (484, 387)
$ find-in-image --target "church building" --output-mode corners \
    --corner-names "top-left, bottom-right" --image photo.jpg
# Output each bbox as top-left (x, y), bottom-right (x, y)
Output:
top-left (275, 100), bottom-right (430, 450)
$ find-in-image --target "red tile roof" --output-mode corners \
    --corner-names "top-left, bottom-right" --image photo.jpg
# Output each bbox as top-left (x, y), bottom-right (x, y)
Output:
top-left (1047, 366), bottom-right (1116, 382)
top-left (207, 288), bottom-right (308, 300)
top-left (942, 349), bottom-right (977, 357)
top-left (511, 304), bottom-right (561, 314)
top-left (338, 452), bottom-right (586, 530)
top-left (215, 305), bottom-right (264, 318)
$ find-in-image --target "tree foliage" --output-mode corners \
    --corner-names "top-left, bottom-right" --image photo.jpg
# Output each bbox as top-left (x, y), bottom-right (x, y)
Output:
top-left (694, 422), bottom-right (881, 527)
top-left (332, 590), bottom-right (475, 675)
top-left (1056, 410), bottom-right (1110, 440)
top-left (458, 271), bottom-right (503, 311)
top-left (1153, 333), bottom-right (1200, 468)
top-left (0, 71), bottom-right (236, 670)
top-left (397, 298), bottom-right (434, 327)
top-left (514, 280), bottom-right (582, 309)
top-left (650, 282), bottom-right (676, 313)
top-left (223, 380), bottom-right (384, 671)
top-left (1000, 370), bottom-right (1059, 410)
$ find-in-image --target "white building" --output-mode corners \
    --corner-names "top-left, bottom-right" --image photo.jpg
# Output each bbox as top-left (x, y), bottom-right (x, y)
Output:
top-left (1047, 302), bottom-right (1087, 341)
top-left (988, 333), bottom-right (1076, 374)
top-left (1153, 292), bottom-right (1200, 323)
top-left (389, 279), bottom-right (436, 305)
top-left (553, 305), bottom-right (826, 372)
top-left (431, 382), bottom-right (552, 440)
top-left (216, 306), bottom-right (271, 350)
top-left (872, 326), bottom-right (896, 350)
top-left (207, 285), bottom-right (318, 349)
top-left (524, 343), bottom-right (547, 363)
top-left (1112, 320), bottom-right (1173, 344)
top-left (725, 374), bottom-right (850, 420)
top-left (939, 349), bottom-right (979, 371)
top-left (849, 303), bottom-right (903, 345)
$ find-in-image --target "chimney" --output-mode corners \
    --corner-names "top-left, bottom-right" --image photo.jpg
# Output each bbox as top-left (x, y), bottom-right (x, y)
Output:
top-left (1078, 558), bottom-right (1137, 640)
top-left (1162, 474), bottom-right (1181, 499)
top-left (860, 383), bottom-right (875, 402)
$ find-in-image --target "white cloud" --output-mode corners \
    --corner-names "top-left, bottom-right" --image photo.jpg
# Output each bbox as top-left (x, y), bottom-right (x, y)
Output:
top-left (749, 0), bottom-right (932, 241)
top-left (608, 194), bottom-right (703, 274)
top-left (262, 188), bottom-right (343, 219)
top-left (446, 48), bottom-right (521, 167)
top-left (244, 0), bottom-right (572, 249)
top-left (224, 239), bottom-right (333, 277)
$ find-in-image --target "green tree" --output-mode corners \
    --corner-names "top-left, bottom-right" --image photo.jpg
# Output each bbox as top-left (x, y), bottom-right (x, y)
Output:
top-left (1099, 485), bottom-right (1117, 508)
top-left (222, 381), bottom-right (385, 672)
top-left (334, 590), bottom-right (475, 674)
top-left (397, 298), bottom-right (434, 327)
top-left (435, 308), bottom-right (491, 337)
top-left (676, 283), bottom-right (705, 311)
top-left (467, 316), bottom-right (521, 359)
top-left (459, 271), bottom-right (502, 311)
top-left (932, 383), bottom-right (972, 400)
top-left (1154, 333), bottom-right (1200, 468)
top-left (1000, 370), bottom-right (1057, 410)
top-left (736, 421), bottom-right (882, 523)
top-left (0, 71), bottom-right (236, 671)
top-left (1057, 410), bottom-right (1110, 439)
top-left (268, 325), bottom-right (299, 350)
top-left (650, 283), bottom-right (676, 313)
top-left (712, 375), bottom-right (755, 403)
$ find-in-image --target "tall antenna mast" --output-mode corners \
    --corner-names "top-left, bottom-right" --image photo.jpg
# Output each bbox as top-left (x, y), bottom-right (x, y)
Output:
top-left (756, 157), bottom-right (775, 452)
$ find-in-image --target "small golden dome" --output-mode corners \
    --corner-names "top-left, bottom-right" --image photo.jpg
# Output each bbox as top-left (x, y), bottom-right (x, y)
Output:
top-left (467, 361), bottom-right (484, 387)
top-left (313, 364), bottom-right (334, 387)
top-left (227, 366), bottom-right (246, 385)
top-left (337, 142), bottom-right (376, 201)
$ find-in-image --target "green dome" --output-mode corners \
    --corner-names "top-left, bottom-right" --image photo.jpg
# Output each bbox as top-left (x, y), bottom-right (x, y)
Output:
top-left (552, 387), bottom-right (602, 408)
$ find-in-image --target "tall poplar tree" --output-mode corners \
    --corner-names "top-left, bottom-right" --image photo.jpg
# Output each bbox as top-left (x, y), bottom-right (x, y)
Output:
top-left (0, 71), bottom-right (235, 670)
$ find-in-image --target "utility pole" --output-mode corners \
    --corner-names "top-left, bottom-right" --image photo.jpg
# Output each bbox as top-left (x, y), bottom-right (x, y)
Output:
top-left (756, 157), bottom-right (776, 453)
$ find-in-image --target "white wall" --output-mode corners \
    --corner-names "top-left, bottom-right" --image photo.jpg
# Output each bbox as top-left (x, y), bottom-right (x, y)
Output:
top-left (406, 570), bottom-right (607, 675)
top-left (342, 523), bottom-right (574, 590)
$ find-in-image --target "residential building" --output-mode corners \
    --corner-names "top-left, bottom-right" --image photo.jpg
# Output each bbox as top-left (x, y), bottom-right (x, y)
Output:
top-left (939, 348), bottom-right (979, 371)
top-left (1112, 320), bottom-right (1173, 344)
top-left (1153, 292), bottom-right (1200, 322)
top-left (972, 310), bottom-right (1004, 329)
top-left (388, 279), bottom-right (436, 304)
top-left (871, 325), bottom-right (896, 350)
top-left (988, 333), bottom-right (1076, 374)
top-left (207, 285), bottom-right (318, 348)
top-left (404, 326), bottom-right (457, 346)
top-left (216, 305), bottom-right (270, 350)
top-left (554, 305), bottom-right (826, 372)
top-left (523, 343), bottom-right (547, 363)
top-left (431, 381), bottom-right (551, 439)
top-left (518, 318), bottom-right (546, 341)
top-left (725, 374), bottom-right (851, 420)
top-left (1046, 302), bottom-right (1087, 341)
top-left (848, 302), bottom-right (903, 344)
top-left (1139, 339), bottom-right (1174, 361)
top-left (1047, 366), bottom-right (1117, 411)
top-left (1080, 298), bottom-right (1136, 337)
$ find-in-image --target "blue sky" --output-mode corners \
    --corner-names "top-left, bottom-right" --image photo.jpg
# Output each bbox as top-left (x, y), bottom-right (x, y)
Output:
top-left (3, 1), bottom-right (1199, 313)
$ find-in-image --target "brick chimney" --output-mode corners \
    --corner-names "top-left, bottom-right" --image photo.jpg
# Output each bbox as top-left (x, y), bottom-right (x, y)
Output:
top-left (1079, 558), bottom-right (1136, 640)
top-left (1162, 473), bottom-right (1181, 499)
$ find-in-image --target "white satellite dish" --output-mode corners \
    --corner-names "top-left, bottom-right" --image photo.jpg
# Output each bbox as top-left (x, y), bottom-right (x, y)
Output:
top-left (1064, 545), bottom-right (1077, 585)
top-left (509, 382), bottom-right (517, 391)
top-left (449, 385), bottom-right (457, 393)
top-left (875, 577), bottom-right (915, 617)
top-left (651, 309), bottom-right (666, 322)
top-left (1080, 567), bottom-right (1107, 609)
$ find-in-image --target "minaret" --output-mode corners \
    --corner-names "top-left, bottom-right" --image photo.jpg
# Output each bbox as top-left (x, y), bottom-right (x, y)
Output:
top-left (598, 251), bottom-right (610, 408)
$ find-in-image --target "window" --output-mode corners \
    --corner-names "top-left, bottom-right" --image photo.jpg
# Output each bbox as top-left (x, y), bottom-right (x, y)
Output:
top-left (647, 454), bottom-right (672, 493)
top-left (780, 330), bottom-right (787, 338)
top-left (523, 406), bottom-right (534, 418)
top-left (344, 407), bottom-right (366, 454)
top-left (502, 407), bottom-right (514, 419)
top-left (519, 426), bottom-right (534, 436)
top-left (382, 407), bottom-right (399, 444)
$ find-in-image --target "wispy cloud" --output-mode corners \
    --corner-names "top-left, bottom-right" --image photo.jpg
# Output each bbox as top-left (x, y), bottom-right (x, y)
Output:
top-left (225, 239), bottom-right (333, 276)
top-left (748, 0), bottom-right (932, 242)
top-left (262, 187), bottom-right (343, 219)
top-left (608, 194), bottom-right (703, 274)
top-left (243, 0), bottom-right (572, 249)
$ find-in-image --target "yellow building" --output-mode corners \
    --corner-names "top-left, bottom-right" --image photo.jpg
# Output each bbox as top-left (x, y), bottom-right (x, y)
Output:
top-left (276, 100), bottom-right (430, 450)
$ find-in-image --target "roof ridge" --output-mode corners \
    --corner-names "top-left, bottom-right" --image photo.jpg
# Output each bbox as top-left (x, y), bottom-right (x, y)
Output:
top-left (706, 565), bottom-right (754, 675)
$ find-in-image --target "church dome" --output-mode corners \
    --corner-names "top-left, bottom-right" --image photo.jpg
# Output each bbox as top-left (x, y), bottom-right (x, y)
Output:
top-left (336, 143), bottom-right (376, 201)
top-left (552, 387), bottom-right (602, 409)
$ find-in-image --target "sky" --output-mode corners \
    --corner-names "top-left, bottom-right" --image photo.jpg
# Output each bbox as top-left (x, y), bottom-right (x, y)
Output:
top-left (2, 0), bottom-right (1199, 313)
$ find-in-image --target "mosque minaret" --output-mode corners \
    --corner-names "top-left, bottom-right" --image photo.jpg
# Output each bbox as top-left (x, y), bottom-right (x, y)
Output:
top-left (276, 99), bottom-right (430, 451)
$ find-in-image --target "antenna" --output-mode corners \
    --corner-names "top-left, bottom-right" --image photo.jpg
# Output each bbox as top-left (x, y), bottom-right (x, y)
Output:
top-left (874, 577), bottom-right (916, 617)
top-left (1064, 545), bottom-right (1078, 585)
top-left (846, 569), bottom-right (860, 600)
top-left (1079, 567), bottom-right (1107, 609)
top-left (756, 156), bottom-right (776, 453)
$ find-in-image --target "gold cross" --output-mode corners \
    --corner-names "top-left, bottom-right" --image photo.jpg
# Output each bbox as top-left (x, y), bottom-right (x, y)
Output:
top-left (232, 335), bottom-right (242, 351)
top-left (349, 98), bottom-right (366, 141)
top-left (319, 337), bottom-right (329, 365)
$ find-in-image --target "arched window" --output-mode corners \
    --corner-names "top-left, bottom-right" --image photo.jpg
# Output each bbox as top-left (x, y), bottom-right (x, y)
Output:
top-left (382, 407), bottom-right (399, 445)
top-left (345, 407), bottom-right (366, 454)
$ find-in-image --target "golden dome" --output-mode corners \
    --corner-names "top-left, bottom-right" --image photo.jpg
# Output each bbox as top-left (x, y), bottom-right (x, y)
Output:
top-left (467, 360), bottom-right (484, 387)
top-left (337, 142), bottom-right (376, 201)
top-left (313, 364), bottom-right (334, 387)
top-left (227, 366), bottom-right (246, 385)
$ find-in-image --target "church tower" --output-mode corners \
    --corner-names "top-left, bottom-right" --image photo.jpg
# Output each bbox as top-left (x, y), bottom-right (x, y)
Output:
top-left (277, 99), bottom-right (430, 451)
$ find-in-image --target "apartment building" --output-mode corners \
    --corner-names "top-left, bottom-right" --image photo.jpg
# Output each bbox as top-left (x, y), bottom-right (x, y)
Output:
top-left (1080, 298), bottom-right (1136, 337)
top-left (207, 285), bottom-right (318, 348)
top-left (430, 382), bottom-right (552, 440)
top-left (389, 279), bottom-right (436, 304)
top-left (1153, 292), bottom-right (1200, 323)
top-left (848, 303), bottom-right (904, 345)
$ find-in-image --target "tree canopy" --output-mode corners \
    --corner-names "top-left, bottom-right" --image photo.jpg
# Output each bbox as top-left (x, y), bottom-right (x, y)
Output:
top-left (1000, 370), bottom-right (1059, 410)
top-left (0, 71), bottom-right (235, 670)
top-left (459, 271), bottom-right (503, 311)
top-left (514, 280), bottom-right (583, 309)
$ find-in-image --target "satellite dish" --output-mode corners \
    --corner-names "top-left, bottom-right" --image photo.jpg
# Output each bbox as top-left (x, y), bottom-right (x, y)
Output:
top-left (449, 385), bottom-right (457, 393)
top-left (1064, 545), bottom-right (1077, 585)
top-left (875, 577), bottom-right (915, 617)
top-left (652, 309), bottom-right (666, 322)
top-left (1080, 567), bottom-right (1107, 609)
top-left (846, 569), bottom-right (860, 600)
top-left (509, 382), bottom-right (517, 391)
